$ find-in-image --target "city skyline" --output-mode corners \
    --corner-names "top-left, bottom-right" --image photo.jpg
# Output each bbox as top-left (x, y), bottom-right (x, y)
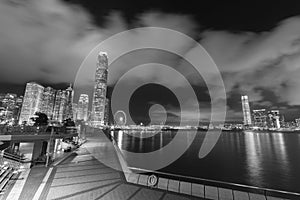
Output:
top-left (2, 1), bottom-right (300, 122)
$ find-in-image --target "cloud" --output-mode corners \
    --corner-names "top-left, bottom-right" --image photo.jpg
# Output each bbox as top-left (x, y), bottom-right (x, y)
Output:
top-left (200, 17), bottom-right (300, 106)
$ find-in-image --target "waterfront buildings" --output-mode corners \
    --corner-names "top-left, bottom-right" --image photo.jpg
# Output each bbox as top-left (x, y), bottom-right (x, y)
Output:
top-left (104, 98), bottom-right (110, 125)
top-left (40, 87), bottom-right (56, 119)
top-left (19, 82), bottom-right (44, 124)
top-left (78, 94), bottom-right (89, 121)
top-left (64, 84), bottom-right (74, 120)
top-left (241, 95), bottom-right (252, 126)
top-left (267, 110), bottom-right (281, 129)
top-left (91, 52), bottom-right (108, 127)
top-left (252, 109), bottom-right (267, 128)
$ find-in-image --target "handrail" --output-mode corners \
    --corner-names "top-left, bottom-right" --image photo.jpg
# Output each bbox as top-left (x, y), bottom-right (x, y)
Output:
top-left (128, 166), bottom-right (300, 198)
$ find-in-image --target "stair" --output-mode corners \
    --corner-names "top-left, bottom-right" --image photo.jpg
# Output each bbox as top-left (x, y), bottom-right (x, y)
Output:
top-left (0, 166), bottom-right (15, 193)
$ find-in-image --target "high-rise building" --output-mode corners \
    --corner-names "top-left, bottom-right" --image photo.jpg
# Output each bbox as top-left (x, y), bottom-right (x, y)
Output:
top-left (52, 90), bottom-right (67, 122)
top-left (252, 109), bottom-right (267, 128)
top-left (241, 95), bottom-right (252, 126)
top-left (78, 94), bottom-right (89, 121)
top-left (91, 52), bottom-right (108, 127)
top-left (104, 98), bottom-right (110, 125)
top-left (64, 84), bottom-right (74, 120)
top-left (19, 82), bottom-right (44, 124)
top-left (267, 110), bottom-right (281, 129)
top-left (40, 87), bottom-right (56, 119)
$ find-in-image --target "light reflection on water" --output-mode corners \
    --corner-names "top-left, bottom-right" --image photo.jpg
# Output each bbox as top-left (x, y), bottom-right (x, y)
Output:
top-left (113, 130), bottom-right (300, 193)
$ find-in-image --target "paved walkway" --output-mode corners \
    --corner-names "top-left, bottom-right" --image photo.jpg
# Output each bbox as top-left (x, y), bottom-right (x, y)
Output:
top-left (5, 131), bottom-right (199, 200)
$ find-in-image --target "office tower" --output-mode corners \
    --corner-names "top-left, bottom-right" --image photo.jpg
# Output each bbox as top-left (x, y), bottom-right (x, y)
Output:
top-left (64, 84), bottom-right (74, 120)
top-left (91, 52), bottom-right (108, 127)
top-left (19, 82), bottom-right (44, 124)
top-left (72, 103), bottom-right (78, 120)
top-left (40, 87), bottom-right (56, 119)
top-left (252, 109), bottom-right (267, 128)
top-left (104, 98), bottom-right (110, 125)
top-left (52, 90), bottom-right (67, 122)
top-left (241, 95), bottom-right (252, 126)
top-left (267, 110), bottom-right (281, 129)
top-left (78, 94), bottom-right (89, 121)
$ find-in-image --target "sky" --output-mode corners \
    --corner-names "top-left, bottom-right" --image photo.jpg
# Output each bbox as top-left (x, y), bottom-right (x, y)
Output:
top-left (1, 0), bottom-right (300, 123)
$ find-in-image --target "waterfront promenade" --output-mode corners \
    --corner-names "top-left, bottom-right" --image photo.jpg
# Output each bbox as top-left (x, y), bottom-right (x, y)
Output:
top-left (2, 129), bottom-right (295, 200)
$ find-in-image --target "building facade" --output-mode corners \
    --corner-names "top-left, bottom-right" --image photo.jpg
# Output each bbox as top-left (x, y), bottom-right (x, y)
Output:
top-left (40, 87), bottom-right (56, 119)
top-left (91, 52), bottom-right (108, 127)
top-left (252, 109), bottom-right (267, 128)
top-left (78, 94), bottom-right (89, 121)
top-left (267, 110), bottom-right (281, 129)
top-left (19, 82), bottom-right (44, 124)
top-left (241, 95), bottom-right (252, 126)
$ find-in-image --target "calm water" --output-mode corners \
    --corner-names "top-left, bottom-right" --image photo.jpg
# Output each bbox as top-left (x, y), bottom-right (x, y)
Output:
top-left (113, 130), bottom-right (300, 193)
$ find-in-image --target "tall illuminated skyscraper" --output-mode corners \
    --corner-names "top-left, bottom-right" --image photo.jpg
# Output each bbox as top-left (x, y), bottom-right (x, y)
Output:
top-left (19, 82), bottom-right (44, 124)
top-left (92, 52), bottom-right (108, 127)
top-left (64, 84), bottom-right (74, 120)
top-left (78, 94), bottom-right (89, 121)
top-left (241, 95), bottom-right (252, 126)
top-left (40, 87), bottom-right (56, 119)
top-left (52, 90), bottom-right (67, 122)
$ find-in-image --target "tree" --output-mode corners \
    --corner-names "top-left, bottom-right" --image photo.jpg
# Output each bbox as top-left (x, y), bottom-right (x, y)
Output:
top-left (30, 112), bottom-right (48, 126)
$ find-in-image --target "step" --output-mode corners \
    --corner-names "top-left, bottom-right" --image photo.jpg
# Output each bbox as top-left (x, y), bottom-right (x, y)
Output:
top-left (0, 170), bottom-right (14, 192)
top-left (0, 168), bottom-right (11, 185)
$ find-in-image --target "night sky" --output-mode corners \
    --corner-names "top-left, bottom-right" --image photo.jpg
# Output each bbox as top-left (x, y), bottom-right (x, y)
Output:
top-left (1, 0), bottom-right (300, 123)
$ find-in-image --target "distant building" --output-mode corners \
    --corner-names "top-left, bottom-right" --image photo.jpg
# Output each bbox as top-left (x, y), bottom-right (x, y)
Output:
top-left (252, 109), bottom-right (267, 128)
top-left (72, 103), bottom-right (78, 120)
top-left (267, 110), bottom-right (281, 129)
top-left (19, 82), bottom-right (44, 124)
top-left (91, 52), bottom-right (108, 127)
top-left (40, 87), bottom-right (56, 119)
top-left (78, 94), bottom-right (89, 121)
top-left (104, 98), bottom-right (110, 125)
top-left (241, 95), bottom-right (252, 126)
top-left (64, 84), bottom-right (74, 120)
top-left (52, 90), bottom-right (67, 122)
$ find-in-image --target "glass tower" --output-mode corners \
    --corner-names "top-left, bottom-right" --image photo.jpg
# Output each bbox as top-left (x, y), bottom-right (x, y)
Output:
top-left (241, 95), bottom-right (252, 126)
top-left (19, 82), bottom-right (44, 124)
top-left (91, 52), bottom-right (108, 127)
top-left (78, 94), bottom-right (89, 121)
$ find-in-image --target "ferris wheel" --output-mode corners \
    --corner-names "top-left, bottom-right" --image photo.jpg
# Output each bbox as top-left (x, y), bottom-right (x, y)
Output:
top-left (114, 110), bottom-right (127, 126)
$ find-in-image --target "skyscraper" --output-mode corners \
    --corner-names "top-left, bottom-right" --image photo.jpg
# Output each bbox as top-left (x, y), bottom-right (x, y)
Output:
top-left (104, 98), bottom-right (110, 125)
top-left (19, 82), bottom-right (44, 124)
top-left (40, 87), bottom-right (56, 119)
top-left (267, 110), bottom-right (281, 129)
top-left (91, 52), bottom-right (108, 127)
top-left (78, 94), bottom-right (89, 121)
top-left (253, 109), bottom-right (267, 128)
top-left (64, 84), bottom-right (74, 120)
top-left (241, 95), bottom-right (252, 126)
top-left (52, 90), bottom-right (67, 122)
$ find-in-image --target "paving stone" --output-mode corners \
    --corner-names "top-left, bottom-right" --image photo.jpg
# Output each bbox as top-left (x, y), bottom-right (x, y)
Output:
top-left (47, 179), bottom-right (120, 199)
top-left (205, 186), bottom-right (219, 200)
top-left (131, 188), bottom-right (163, 200)
top-left (138, 174), bottom-right (149, 186)
top-left (191, 183), bottom-right (204, 198)
top-left (127, 173), bottom-right (140, 184)
top-left (249, 193), bottom-right (266, 200)
top-left (168, 179), bottom-right (180, 193)
top-left (100, 183), bottom-right (140, 200)
top-left (233, 190), bottom-right (250, 200)
top-left (218, 188), bottom-right (233, 200)
top-left (179, 181), bottom-right (192, 195)
top-left (158, 178), bottom-right (169, 190)
top-left (163, 193), bottom-right (191, 200)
